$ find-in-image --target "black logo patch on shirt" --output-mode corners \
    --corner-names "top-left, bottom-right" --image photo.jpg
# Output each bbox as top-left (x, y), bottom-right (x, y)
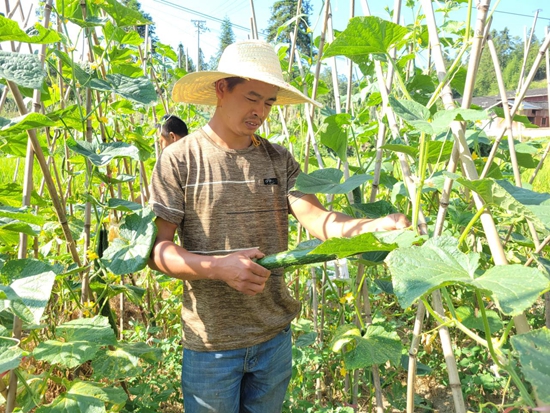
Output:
top-left (264, 178), bottom-right (279, 185)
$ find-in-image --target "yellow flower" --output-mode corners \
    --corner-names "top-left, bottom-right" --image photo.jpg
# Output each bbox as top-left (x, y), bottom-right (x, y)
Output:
top-left (111, 165), bottom-right (118, 174)
top-left (87, 250), bottom-right (99, 261)
top-left (339, 292), bottom-right (354, 305)
top-left (90, 62), bottom-right (99, 70)
top-left (108, 225), bottom-right (120, 242)
top-left (339, 366), bottom-right (347, 377)
top-left (98, 116), bottom-right (108, 124)
top-left (471, 152), bottom-right (479, 160)
top-left (82, 300), bottom-right (95, 317)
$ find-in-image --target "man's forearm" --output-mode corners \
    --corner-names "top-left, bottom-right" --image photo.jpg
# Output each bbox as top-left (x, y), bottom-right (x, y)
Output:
top-left (148, 240), bottom-right (217, 281)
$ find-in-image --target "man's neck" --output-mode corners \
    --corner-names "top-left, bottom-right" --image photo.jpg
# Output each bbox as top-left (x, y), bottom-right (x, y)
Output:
top-left (203, 122), bottom-right (252, 150)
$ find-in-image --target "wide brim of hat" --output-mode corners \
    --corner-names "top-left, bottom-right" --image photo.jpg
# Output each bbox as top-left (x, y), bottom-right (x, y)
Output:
top-left (172, 71), bottom-right (322, 108)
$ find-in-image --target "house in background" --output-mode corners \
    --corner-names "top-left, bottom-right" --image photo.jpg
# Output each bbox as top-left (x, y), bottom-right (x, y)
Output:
top-left (470, 87), bottom-right (550, 138)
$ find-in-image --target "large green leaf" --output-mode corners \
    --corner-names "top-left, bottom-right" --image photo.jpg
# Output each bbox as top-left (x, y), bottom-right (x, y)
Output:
top-left (351, 200), bottom-right (398, 218)
top-left (92, 347), bottom-right (140, 379)
top-left (455, 306), bottom-right (503, 332)
top-left (36, 380), bottom-right (127, 413)
top-left (0, 259), bottom-right (56, 324)
top-left (0, 206), bottom-right (45, 226)
top-left (100, 208), bottom-right (157, 275)
top-left (331, 324), bottom-right (402, 370)
top-left (0, 16), bottom-right (61, 43)
top-left (310, 232), bottom-right (397, 257)
top-left (0, 220), bottom-right (40, 239)
top-left (386, 236), bottom-right (549, 314)
top-left (453, 176), bottom-right (550, 231)
top-left (472, 265), bottom-right (549, 316)
top-left (389, 97), bottom-right (488, 134)
top-left (107, 198), bottom-right (142, 213)
top-left (104, 21), bottom-right (143, 45)
top-left (154, 42), bottom-right (178, 61)
top-left (294, 168), bottom-right (371, 195)
top-left (388, 96), bottom-right (430, 122)
top-left (67, 139), bottom-right (141, 166)
top-left (382, 141), bottom-right (454, 164)
top-left (0, 337), bottom-right (24, 375)
top-left (510, 328), bottom-right (550, 405)
top-left (105, 74), bottom-right (157, 105)
top-left (324, 16), bottom-right (409, 63)
top-left (387, 236), bottom-right (478, 309)
top-left (92, 342), bottom-right (162, 380)
top-left (0, 51), bottom-right (46, 89)
top-left (320, 113), bottom-right (351, 161)
top-left (0, 113), bottom-right (56, 136)
top-left (33, 316), bottom-right (116, 369)
top-left (100, 0), bottom-right (152, 27)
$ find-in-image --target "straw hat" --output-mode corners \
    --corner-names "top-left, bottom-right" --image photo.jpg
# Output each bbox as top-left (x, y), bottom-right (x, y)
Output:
top-left (172, 40), bottom-right (321, 107)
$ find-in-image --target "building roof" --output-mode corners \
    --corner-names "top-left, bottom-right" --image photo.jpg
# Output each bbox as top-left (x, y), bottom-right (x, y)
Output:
top-left (471, 88), bottom-right (549, 109)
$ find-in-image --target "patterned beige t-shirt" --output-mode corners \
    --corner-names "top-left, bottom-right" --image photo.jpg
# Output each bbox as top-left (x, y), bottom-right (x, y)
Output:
top-left (149, 128), bottom-right (304, 351)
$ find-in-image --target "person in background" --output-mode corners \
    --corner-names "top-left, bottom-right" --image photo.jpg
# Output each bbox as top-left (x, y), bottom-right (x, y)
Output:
top-left (157, 114), bottom-right (188, 152)
top-left (138, 115), bottom-right (189, 205)
top-left (148, 40), bottom-right (410, 413)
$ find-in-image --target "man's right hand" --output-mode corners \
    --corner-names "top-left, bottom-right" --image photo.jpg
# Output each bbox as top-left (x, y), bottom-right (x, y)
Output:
top-left (213, 249), bottom-right (271, 296)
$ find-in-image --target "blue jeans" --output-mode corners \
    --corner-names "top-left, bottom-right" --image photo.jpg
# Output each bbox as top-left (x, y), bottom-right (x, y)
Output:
top-left (181, 325), bottom-right (292, 413)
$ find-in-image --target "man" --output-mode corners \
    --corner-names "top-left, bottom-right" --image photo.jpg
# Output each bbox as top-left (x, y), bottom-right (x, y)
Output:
top-left (148, 40), bottom-right (410, 413)
top-left (157, 114), bottom-right (188, 152)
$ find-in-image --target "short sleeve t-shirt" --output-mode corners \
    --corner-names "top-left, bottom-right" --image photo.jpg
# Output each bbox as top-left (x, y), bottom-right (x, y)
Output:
top-left (149, 128), bottom-right (304, 351)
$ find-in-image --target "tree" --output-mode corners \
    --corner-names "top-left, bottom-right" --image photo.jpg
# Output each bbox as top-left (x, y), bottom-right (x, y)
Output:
top-left (266, 0), bottom-right (313, 58)
top-left (198, 48), bottom-right (208, 71)
top-left (177, 43), bottom-right (195, 72)
top-left (472, 28), bottom-right (547, 96)
top-left (121, 0), bottom-right (158, 46)
top-left (210, 16), bottom-right (236, 69)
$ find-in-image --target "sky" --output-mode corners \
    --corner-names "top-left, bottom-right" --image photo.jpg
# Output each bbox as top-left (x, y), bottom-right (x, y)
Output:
top-left (137, 0), bottom-right (550, 66)
top-left (2, 0), bottom-right (550, 69)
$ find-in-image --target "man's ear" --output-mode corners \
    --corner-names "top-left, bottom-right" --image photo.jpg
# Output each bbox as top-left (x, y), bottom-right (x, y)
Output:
top-left (169, 132), bottom-right (178, 143)
top-left (214, 79), bottom-right (227, 100)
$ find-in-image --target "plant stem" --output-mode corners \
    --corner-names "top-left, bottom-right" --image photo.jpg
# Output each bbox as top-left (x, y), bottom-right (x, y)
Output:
top-left (458, 204), bottom-right (488, 248)
top-left (476, 291), bottom-right (535, 408)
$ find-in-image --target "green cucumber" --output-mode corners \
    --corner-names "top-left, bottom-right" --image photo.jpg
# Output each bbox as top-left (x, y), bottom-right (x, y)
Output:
top-left (256, 248), bottom-right (337, 271)
top-left (255, 240), bottom-right (337, 271)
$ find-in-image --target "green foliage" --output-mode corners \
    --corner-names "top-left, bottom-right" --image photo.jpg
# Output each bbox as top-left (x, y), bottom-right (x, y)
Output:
top-left (0, 51), bottom-right (46, 89)
top-left (0, 1), bottom-right (549, 411)
top-left (387, 236), bottom-right (549, 315)
top-left (266, 0), bottom-right (313, 57)
top-left (100, 207), bottom-right (157, 275)
top-left (474, 28), bottom-right (547, 96)
top-left (511, 328), bottom-right (550, 404)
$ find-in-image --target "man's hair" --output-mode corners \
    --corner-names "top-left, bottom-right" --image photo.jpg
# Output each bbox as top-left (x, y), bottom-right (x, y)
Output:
top-left (221, 77), bottom-right (246, 92)
top-left (159, 114), bottom-right (188, 138)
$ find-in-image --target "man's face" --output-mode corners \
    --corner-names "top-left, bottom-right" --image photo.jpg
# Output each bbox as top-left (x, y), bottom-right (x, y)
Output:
top-left (217, 79), bottom-right (278, 137)
top-left (157, 131), bottom-right (181, 151)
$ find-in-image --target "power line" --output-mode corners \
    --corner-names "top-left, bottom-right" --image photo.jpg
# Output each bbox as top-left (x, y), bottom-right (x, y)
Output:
top-left (152, 0), bottom-right (266, 34)
top-left (493, 9), bottom-right (550, 22)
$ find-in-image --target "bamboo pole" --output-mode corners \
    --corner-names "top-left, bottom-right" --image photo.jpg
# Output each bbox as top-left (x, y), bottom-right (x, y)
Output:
top-left (422, 0), bottom-right (535, 334)
top-left (529, 27), bottom-right (550, 186)
top-left (481, 32), bottom-right (550, 177)
top-left (517, 10), bottom-right (539, 91)
top-left (6, 4), bottom-right (61, 411)
top-left (287, 0), bottom-right (303, 70)
top-left (358, 3), bottom-right (433, 411)
top-left (79, 0), bottom-right (95, 304)
top-left (344, 0), bottom-right (355, 116)
top-left (485, 36), bottom-right (542, 253)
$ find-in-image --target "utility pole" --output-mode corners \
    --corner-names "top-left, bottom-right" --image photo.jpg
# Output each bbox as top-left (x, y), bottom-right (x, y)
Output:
top-left (191, 20), bottom-right (207, 71)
